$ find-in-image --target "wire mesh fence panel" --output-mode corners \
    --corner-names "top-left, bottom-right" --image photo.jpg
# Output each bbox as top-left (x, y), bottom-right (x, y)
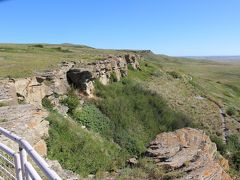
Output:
top-left (0, 149), bottom-right (16, 180)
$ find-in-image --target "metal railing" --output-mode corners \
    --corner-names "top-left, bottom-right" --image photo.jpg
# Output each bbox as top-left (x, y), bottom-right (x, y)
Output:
top-left (0, 127), bottom-right (61, 180)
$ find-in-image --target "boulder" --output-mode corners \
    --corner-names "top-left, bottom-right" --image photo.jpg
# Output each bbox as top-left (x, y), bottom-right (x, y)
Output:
top-left (15, 77), bottom-right (48, 107)
top-left (146, 128), bottom-right (231, 180)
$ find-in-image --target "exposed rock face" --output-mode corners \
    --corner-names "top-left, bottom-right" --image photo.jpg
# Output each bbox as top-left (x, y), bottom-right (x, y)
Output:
top-left (125, 54), bottom-right (141, 70)
top-left (69, 54), bottom-right (141, 96)
top-left (15, 77), bottom-right (48, 107)
top-left (146, 128), bottom-right (231, 180)
top-left (37, 61), bottom-right (75, 95)
top-left (0, 80), bottom-right (18, 105)
top-left (46, 160), bottom-right (80, 180)
top-left (0, 104), bottom-right (49, 156)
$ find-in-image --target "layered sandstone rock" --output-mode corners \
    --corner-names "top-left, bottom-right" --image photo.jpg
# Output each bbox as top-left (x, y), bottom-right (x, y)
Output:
top-left (67, 54), bottom-right (141, 96)
top-left (0, 80), bottom-right (18, 105)
top-left (15, 77), bottom-right (49, 107)
top-left (0, 104), bottom-right (49, 156)
top-left (146, 128), bottom-right (231, 180)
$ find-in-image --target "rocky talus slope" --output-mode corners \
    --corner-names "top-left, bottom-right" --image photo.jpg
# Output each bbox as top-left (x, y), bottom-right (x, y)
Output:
top-left (146, 128), bottom-right (231, 180)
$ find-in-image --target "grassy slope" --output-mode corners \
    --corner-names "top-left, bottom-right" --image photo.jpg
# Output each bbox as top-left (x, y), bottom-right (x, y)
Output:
top-left (144, 53), bottom-right (240, 114)
top-left (1, 44), bottom-right (239, 176)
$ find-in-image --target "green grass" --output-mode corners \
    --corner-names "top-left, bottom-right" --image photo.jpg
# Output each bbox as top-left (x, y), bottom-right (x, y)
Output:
top-left (143, 53), bottom-right (240, 116)
top-left (94, 78), bottom-right (192, 155)
top-left (0, 102), bottom-right (7, 107)
top-left (46, 111), bottom-right (126, 176)
top-left (0, 43), bottom-right (131, 78)
top-left (73, 103), bottom-right (113, 139)
top-left (118, 157), bottom-right (185, 180)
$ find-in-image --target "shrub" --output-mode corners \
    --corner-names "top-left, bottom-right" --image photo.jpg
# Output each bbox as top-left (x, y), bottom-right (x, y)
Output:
top-left (232, 151), bottom-right (240, 171)
top-left (61, 90), bottom-right (79, 114)
top-left (109, 72), bottom-right (118, 83)
top-left (211, 135), bottom-right (227, 154)
top-left (42, 97), bottom-right (54, 111)
top-left (226, 106), bottom-right (237, 116)
top-left (167, 71), bottom-right (182, 79)
top-left (32, 44), bottom-right (44, 48)
top-left (73, 103), bottom-right (113, 139)
top-left (0, 102), bottom-right (7, 107)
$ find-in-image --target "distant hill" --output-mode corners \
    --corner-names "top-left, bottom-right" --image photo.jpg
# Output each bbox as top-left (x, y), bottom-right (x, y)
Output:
top-left (183, 56), bottom-right (240, 62)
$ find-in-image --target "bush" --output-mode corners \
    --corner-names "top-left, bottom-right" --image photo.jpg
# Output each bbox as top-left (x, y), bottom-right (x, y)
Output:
top-left (32, 44), bottom-right (44, 48)
top-left (73, 103), bottom-right (113, 139)
top-left (226, 106), bottom-right (237, 116)
top-left (167, 71), bottom-right (182, 79)
top-left (42, 97), bottom-right (54, 111)
top-left (0, 102), bottom-right (7, 107)
top-left (109, 72), bottom-right (118, 83)
top-left (211, 135), bottom-right (227, 154)
top-left (232, 151), bottom-right (240, 171)
top-left (61, 90), bottom-right (79, 114)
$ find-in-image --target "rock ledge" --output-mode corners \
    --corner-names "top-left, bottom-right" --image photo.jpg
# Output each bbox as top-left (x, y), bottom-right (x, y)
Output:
top-left (146, 128), bottom-right (231, 180)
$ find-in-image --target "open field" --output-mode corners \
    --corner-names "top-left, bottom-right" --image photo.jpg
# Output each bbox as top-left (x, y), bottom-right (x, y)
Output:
top-left (0, 44), bottom-right (124, 78)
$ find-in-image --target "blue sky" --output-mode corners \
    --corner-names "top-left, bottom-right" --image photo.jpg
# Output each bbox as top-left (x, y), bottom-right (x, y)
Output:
top-left (0, 0), bottom-right (240, 56)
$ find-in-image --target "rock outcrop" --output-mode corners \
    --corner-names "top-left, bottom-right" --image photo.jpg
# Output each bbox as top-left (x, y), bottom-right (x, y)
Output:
top-left (15, 77), bottom-right (49, 107)
top-left (0, 104), bottom-right (49, 156)
top-left (146, 128), bottom-right (231, 180)
top-left (67, 54), bottom-right (141, 96)
top-left (0, 80), bottom-right (18, 105)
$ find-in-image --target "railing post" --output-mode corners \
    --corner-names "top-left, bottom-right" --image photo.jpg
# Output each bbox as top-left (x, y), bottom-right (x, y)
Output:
top-left (14, 153), bottom-right (23, 180)
top-left (19, 146), bottom-right (27, 180)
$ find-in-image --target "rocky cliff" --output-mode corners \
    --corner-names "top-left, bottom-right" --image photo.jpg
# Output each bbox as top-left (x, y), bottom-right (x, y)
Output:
top-left (146, 128), bottom-right (231, 180)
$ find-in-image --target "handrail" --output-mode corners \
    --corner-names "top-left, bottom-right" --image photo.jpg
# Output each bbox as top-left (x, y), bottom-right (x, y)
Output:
top-left (0, 127), bottom-right (61, 180)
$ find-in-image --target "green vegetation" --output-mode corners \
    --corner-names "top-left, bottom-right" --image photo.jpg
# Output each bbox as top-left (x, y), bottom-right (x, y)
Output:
top-left (0, 102), bottom-right (7, 107)
top-left (61, 90), bottom-right (79, 114)
top-left (46, 111), bottom-right (126, 176)
top-left (73, 103), bottom-right (113, 139)
top-left (212, 134), bottom-right (240, 175)
top-left (143, 53), bottom-right (240, 118)
top-left (167, 71), bottom-right (182, 79)
top-left (226, 106), bottom-right (237, 116)
top-left (31, 44), bottom-right (44, 48)
top-left (44, 68), bottom-right (192, 176)
top-left (226, 135), bottom-right (240, 173)
top-left (42, 97), bottom-right (54, 111)
top-left (118, 158), bottom-right (185, 180)
top-left (2, 44), bottom-right (239, 177)
top-left (0, 44), bottom-right (129, 78)
top-left (94, 79), bottom-right (192, 155)
top-left (0, 118), bottom-right (7, 123)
